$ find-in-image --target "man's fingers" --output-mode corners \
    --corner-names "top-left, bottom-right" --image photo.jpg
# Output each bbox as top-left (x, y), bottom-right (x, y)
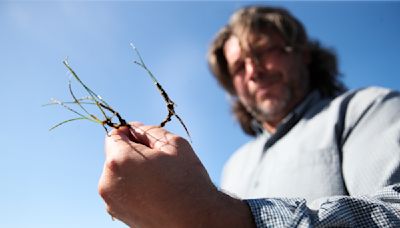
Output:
top-left (128, 122), bottom-right (182, 151)
top-left (104, 126), bottom-right (148, 162)
top-left (105, 121), bottom-right (185, 157)
top-left (105, 127), bottom-right (131, 150)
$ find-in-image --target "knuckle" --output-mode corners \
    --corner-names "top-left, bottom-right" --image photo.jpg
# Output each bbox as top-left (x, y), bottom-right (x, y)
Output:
top-left (105, 153), bottom-right (133, 174)
top-left (169, 134), bottom-right (188, 146)
top-left (98, 161), bottom-right (120, 201)
top-left (98, 186), bottom-right (108, 201)
top-left (169, 135), bottom-right (182, 143)
top-left (98, 180), bottom-right (111, 202)
top-left (105, 158), bottom-right (119, 172)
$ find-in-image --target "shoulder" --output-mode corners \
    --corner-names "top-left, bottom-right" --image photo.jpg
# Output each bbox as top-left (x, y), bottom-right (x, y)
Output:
top-left (335, 86), bottom-right (400, 118)
top-left (337, 86), bottom-right (399, 106)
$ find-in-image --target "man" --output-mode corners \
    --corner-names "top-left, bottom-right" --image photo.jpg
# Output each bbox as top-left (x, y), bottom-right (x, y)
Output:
top-left (98, 6), bottom-right (400, 227)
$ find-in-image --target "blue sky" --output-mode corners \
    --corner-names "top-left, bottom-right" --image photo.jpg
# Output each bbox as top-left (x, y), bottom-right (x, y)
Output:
top-left (1, 1), bottom-right (399, 227)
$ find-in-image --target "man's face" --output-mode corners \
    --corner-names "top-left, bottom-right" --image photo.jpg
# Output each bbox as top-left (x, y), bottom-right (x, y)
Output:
top-left (224, 33), bottom-right (310, 126)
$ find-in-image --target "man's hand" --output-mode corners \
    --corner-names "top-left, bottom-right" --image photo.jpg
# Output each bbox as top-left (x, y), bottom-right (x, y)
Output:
top-left (98, 122), bottom-right (255, 227)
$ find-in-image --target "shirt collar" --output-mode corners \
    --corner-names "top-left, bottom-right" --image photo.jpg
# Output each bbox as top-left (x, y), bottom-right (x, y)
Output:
top-left (262, 90), bottom-right (321, 144)
top-left (282, 90), bottom-right (320, 124)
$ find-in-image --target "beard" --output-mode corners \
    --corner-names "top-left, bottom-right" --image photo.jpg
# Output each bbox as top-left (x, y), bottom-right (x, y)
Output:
top-left (240, 86), bottom-right (292, 124)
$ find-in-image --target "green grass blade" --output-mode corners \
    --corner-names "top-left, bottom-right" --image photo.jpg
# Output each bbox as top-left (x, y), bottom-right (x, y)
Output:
top-left (49, 117), bottom-right (89, 131)
top-left (43, 101), bottom-right (96, 106)
top-left (130, 42), bottom-right (191, 142)
top-left (43, 96), bottom-right (97, 107)
top-left (63, 60), bottom-right (111, 108)
top-left (130, 43), bottom-right (159, 84)
top-left (50, 98), bottom-right (99, 123)
top-left (94, 100), bottom-right (112, 122)
top-left (68, 78), bottom-right (93, 117)
top-left (63, 60), bottom-right (119, 123)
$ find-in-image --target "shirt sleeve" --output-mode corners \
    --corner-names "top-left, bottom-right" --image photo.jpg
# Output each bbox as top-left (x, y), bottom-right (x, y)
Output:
top-left (245, 184), bottom-right (400, 227)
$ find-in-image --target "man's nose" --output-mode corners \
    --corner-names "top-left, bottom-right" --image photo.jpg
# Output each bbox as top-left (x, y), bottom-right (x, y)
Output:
top-left (244, 57), bottom-right (261, 81)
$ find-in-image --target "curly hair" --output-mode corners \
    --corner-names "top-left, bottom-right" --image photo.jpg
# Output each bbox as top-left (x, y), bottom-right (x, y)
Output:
top-left (208, 6), bottom-right (347, 136)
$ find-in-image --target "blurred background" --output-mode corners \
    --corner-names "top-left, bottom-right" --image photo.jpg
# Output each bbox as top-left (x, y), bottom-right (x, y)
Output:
top-left (1, 1), bottom-right (399, 227)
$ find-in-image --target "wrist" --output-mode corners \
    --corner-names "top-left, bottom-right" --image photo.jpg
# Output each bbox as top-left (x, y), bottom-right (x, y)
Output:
top-left (192, 189), bottom-right (256, 228)
top-left (213, 191), bottom-right (256, 228)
